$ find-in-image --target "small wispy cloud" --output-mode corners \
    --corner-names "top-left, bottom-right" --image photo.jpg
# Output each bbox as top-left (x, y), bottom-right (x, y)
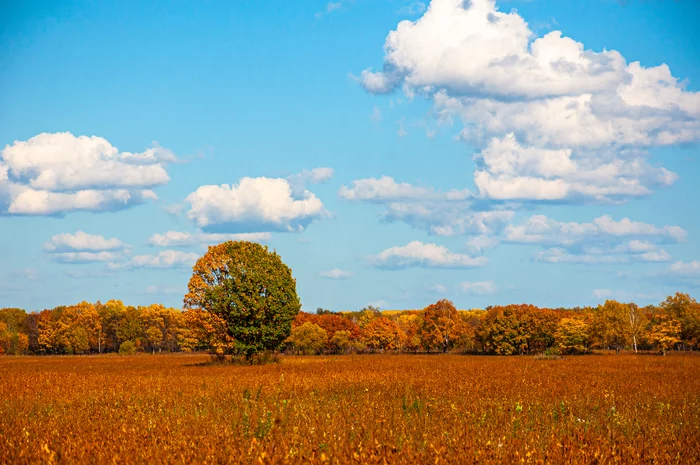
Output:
top-left (319, 268), bottom-right (354, 280)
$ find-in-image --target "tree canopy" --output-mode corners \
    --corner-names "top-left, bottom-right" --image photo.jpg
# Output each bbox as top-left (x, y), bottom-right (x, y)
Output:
top-left (184, 241), bottom-right (301, 359)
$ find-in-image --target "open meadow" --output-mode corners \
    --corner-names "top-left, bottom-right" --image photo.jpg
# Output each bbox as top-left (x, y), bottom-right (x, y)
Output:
top-left (1, 353), bottom-right (699, 464)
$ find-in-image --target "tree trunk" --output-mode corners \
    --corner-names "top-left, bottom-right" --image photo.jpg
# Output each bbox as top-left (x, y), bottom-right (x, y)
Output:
top-left (633, 335), bottom-right (637, 354)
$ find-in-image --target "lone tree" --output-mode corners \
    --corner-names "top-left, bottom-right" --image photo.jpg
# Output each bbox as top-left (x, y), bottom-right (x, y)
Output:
top-left (184, 241), bottom-right (301, 360)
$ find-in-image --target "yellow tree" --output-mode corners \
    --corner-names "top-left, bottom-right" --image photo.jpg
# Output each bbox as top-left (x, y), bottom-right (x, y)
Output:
top-left (396, 313), bottom-right (422, 352)
top-left (117, 306), bottom-right (144, 350)
top-left (659, 293), bottom-right (700, 350)
top-left (591, 300), bottom-right (629, 354)
top-left (141, 304), bottom-right (166, 354)
top-left (329, 330), bottom-right (359, 353)
top-left (647, 315), bottom-right (681, 355)
top-left (96, 300), bottom-right (127, 353)
top-left (0, 308), bottom-right (29, 355)
top-left (286, 322), bottom-right (328, 355)
top-left (75, 302), bottom-right (102, 353)
top-left (50, 302), bottom-right (101, 354)
top-left (554, 317), bottom-right (590, 354)
top-left (180, 308), bottom-right (235, 357)
top-left (37, 309), bottom-right (57, 354)
top-left (357, 306), bottom-right (381, 328)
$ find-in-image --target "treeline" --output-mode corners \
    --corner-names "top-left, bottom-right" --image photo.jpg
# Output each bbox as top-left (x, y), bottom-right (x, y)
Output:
top-left (1, 293), bottom-right (698, 356)
top-left (288, 293), bottom-right (699, 356)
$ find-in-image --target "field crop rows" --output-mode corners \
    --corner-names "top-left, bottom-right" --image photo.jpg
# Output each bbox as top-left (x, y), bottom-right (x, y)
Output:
top-left (1, 354), bottom-right (699, 464)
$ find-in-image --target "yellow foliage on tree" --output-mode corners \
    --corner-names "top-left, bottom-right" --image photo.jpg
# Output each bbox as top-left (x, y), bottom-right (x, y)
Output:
top-left (181, 309), bottom-right (235, 358)
top-left (660, 292), bottom-right (700, 349)
top-left (647, 315), bottom-right (681, 355)
top-left (554, 317), bottom-right (590, 354)
top-left (591, 300), bottom-right (629, 353)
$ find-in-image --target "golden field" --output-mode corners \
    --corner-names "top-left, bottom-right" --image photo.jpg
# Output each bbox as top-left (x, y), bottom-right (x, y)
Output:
top-left (1, 354), bottom-right (699, 464)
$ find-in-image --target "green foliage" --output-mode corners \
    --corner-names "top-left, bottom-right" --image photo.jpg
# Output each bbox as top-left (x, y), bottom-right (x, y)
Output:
top-left (287, 322), bottom-right (328, 355)
top-left (118, 340), bottom-right (137, 355)
top-left (476, 305), bottom-right (556, 355)
top-left (184, 241), bottom-right (301, 359)
top-left (357, 305), bottom-right (381, 328)
top-left (329, 330), bottom-right (350, 352)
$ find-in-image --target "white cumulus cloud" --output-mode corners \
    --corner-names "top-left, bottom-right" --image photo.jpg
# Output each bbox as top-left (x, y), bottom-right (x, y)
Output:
top-left (44, 231), bottom-right (126, 253)
top-left (0, 132), bottom-right (174, 215)
top-left (185, 177), bottom-right (328, 233)
top-left (359, 0), bottom-right (700, 204)
top-left (372, 240), bottom-right (487, 269)
top-left (43, 231), bottom-right (129, 263)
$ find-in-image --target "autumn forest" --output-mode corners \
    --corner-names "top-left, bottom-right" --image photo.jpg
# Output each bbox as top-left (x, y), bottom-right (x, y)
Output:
top-left (1, 292), bottom-right (698, 357)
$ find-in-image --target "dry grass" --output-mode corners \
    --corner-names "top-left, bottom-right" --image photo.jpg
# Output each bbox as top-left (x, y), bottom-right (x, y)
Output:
top-left (1, 354), bottom-right (699, 464)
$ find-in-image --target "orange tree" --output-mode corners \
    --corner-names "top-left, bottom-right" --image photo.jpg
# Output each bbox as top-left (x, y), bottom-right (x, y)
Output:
top-left (184, 241), bottom-right (301, 360)
top-left (418, 299), bottom-right (465, 353)
top-left (362, 316), bottom-right (405, 351)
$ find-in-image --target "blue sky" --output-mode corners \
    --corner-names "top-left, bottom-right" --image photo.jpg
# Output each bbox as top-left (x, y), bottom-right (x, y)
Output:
top-left (1, 0), bottom-right (699, 312)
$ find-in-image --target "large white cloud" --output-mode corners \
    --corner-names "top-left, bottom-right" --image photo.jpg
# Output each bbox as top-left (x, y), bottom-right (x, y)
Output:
top-left (185, 177), bottom-right (328, 233)
top-left (372, 240), bottom-right (487, 269)
top-left (148, 231), bottom-right (271, 247)
top-left (360, 0), bottom-right (627, 99)
top-left (339, 176), bottom-right (508, 236)
top-left (43, 231), bottom-right (129, 263)
top-left (506, 214), bottom-right (682, 264)
top-left (473, 134), bottom-right (676, 202)
top-left (359, 0), bottom-right (700, 203)
top-left (0, 132), bottom-right (174, 215)
top-left (505, 214), bottom-right (686, 246)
